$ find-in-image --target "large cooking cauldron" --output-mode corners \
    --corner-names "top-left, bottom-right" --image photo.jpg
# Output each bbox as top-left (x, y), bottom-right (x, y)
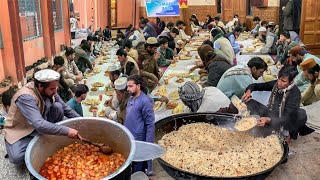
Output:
top-left (155, 112), bottom-right (289, 180)
top-left (25, 117), bottom-right (135, 180)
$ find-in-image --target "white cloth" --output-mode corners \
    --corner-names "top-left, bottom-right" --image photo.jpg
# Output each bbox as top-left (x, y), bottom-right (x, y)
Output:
top-left (129, 30), bottom-right (145, 47)
top-left (197, 87), bottom-right (230, 113)
top-left (70, 17), bottom-right (78, 32)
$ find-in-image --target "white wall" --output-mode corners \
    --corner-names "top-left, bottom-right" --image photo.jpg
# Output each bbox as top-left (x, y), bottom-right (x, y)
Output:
top-left (140, 0), bottom-right (215, 7)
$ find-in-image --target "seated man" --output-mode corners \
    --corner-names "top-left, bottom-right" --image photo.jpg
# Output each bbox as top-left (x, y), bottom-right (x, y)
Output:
top-left (226, 26), bottom-right (243, 54)
top-left (289, 45), bottom-right (320, 92)
top-left (157, 27), bottom-right (179, 51)
top-left (3, 69), bottom-right (79, 165)
top-left (211, 28), bottom-right (235, 64)
top-left (300, 59), bottom-right (320, 106)
top-left (242, 65), bottom-right (314, 140)
top-left (276, 31), bottom-right (298, 65)
top-left (217, 57), bottom-right (267, 98)
top-left (51, 56), bottom-right (74, 102)
top-left (117, 48), bottom-right (140, 76)
top-left (157, 38), bottom-right (175, 67)
top-left (259, 27), bottom-right (277, 55)
top-left (138, 37), bottom-right (161, 79)
top-left (124, 41), bottom-right (139, 62)
top-left (179, 82), bottom-right (230, 113)
top-left (105, 77), bottom-right (130, 124)
top-left (251, 17), bottom-right (261, 37)
top-left (62, 47), bottom-right (83, 87)
top-left (74, 40), bottom-right (93, 73)
top-left (67, 84), bottom-right (89, 116)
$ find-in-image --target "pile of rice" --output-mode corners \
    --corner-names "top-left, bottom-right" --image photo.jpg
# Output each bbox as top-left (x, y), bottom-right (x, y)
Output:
top-left (158, 123), bottom-right (283, 177)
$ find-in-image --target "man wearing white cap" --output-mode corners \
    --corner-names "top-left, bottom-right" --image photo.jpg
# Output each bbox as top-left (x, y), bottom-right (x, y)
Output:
top-left (3, 69), bottom-right (80, 165)
top-left (105, 64), bottom-right (123, 109)
top-left (105, 77), bottom-right (130, 124)
top-left (259, 27), bottom-right (277, 55)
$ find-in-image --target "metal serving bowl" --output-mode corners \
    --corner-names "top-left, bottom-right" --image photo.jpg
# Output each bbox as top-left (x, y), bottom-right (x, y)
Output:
top-left (155, 112), bottom-right (289, 180)
top-left (25, 117), bottom-right (136, 180)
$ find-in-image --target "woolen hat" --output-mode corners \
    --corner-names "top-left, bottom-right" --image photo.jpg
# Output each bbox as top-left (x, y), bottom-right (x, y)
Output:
top-left (300, 58), bottom-right (317, 71)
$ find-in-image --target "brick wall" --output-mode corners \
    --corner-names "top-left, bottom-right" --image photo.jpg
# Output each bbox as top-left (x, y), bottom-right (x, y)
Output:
top-left (252, 6), bottom-right (279, 25)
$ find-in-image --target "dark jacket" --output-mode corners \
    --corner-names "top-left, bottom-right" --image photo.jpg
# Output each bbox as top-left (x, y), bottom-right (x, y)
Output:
top-left (205, 59), bottom-right (232, 87)
top-left (246, 80), bottom-right (303, 132)
top-left (138, 49), bottom-right (160, 79)
top-left (283, 0), bottom-right (294, 31)
top-left (157, 32), bottom-right (176, 50)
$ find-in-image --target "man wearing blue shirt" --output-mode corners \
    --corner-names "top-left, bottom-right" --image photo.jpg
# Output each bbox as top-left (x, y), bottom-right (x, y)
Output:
top-left (226, 26), bottom-right (243, 54)
top-left (67, 84), bottom-right (88, 116)
top-left (125, 75), bottom-right (155, 175)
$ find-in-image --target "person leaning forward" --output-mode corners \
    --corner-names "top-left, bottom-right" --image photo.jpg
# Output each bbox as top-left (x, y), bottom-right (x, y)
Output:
top-left (3, 69), bottom-right (80, 165)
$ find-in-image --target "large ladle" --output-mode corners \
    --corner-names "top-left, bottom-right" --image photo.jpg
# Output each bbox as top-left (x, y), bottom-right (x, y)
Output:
top-left (77, 134), bottom-right (164, 162)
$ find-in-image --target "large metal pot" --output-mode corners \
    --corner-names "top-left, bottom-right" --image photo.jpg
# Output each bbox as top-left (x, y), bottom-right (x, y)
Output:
top-left (155, 112), bottom-right (289, 180)
top-left (25, 117), bottom-right (136, 180)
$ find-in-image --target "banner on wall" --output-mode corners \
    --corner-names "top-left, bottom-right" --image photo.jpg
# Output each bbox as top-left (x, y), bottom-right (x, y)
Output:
top-left (145, 0), bottom-right (180, 17)
top-left (179, 0), bottom-right (188, 8)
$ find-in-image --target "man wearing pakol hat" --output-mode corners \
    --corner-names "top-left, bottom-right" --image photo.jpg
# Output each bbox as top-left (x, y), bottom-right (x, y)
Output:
top-left (179, 82), bottom-right (230, 113)
top-left (259, 26), bottom-right (277, 55)
top-left (288, 45), bottom-right (320, 92)
top-left (300, 58), bottom-right (320, 106)
top-left (3, 69), bottom-right (80, 165)
top-left (105, 77), bottom-right (130, 124)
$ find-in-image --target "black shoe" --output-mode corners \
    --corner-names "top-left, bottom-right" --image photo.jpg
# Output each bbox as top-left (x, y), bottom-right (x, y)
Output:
top-left (299, 125), bottom-right (315, 136)
top-left (4, 154), bottom-right (8, 158)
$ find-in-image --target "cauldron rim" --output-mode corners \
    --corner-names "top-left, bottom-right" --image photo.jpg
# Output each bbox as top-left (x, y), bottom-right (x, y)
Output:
top-left (155, 112), bottom-right (289, 179)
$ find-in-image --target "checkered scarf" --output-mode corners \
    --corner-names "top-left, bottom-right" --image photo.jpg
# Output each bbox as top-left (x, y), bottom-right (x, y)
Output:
top-left (178, 82), bottom-right (205, 112)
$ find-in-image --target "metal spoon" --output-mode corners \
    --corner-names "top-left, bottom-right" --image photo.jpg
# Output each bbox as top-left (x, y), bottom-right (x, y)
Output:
top-left (77, 134), bottom-right (164, 161)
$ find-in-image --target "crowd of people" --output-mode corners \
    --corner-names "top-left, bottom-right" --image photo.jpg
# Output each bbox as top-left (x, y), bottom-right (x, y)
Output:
top-left (0, 9), bottom-right (319, 178)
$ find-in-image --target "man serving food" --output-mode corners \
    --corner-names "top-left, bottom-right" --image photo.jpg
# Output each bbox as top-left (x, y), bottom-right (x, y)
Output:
top-left (3, 69), bottom-right (80, 165)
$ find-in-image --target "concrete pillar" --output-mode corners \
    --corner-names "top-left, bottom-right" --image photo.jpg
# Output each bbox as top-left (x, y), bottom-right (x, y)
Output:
top-left (40, 0), bottom-right (56, 58)
top-left (63, 0), bottom-right (71, 47)
top-left (0, 0), bottom-right (26, 82)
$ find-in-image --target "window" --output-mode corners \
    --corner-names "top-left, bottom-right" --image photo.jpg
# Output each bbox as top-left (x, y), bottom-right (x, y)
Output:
top-left (18, 0), bottom-right (42, 41)
top-left (53, 0), bottom-right (63, 31)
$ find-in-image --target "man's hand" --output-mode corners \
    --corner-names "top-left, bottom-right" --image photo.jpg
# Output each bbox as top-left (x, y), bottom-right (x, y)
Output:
top-left (189, 66), bottom-right (198, 73)
top-left (67, 128), bottom-right (79, 138)
top-left (240, 44), bottom-right (244, 48)
top-left (159, 96), bottom-right (169, 104)
top-left (242, 90), bottom-right (252, 102)
top-left (154, 52), bottom-right (160, 61)
top-left (198, 69), bottom-right (207, 75)
top-left (57, 67), bottom-right (65, 73)
top-left (257, 117), bottom-right (271, 127)
top-left (76, 74), bottom-right (83, 81)
top-left (104, 99), bottom-right (112, 107)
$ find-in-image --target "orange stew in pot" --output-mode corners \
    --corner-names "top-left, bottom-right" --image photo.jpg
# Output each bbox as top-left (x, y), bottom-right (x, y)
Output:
top-left (40, 143), bottom-right (126, 180)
